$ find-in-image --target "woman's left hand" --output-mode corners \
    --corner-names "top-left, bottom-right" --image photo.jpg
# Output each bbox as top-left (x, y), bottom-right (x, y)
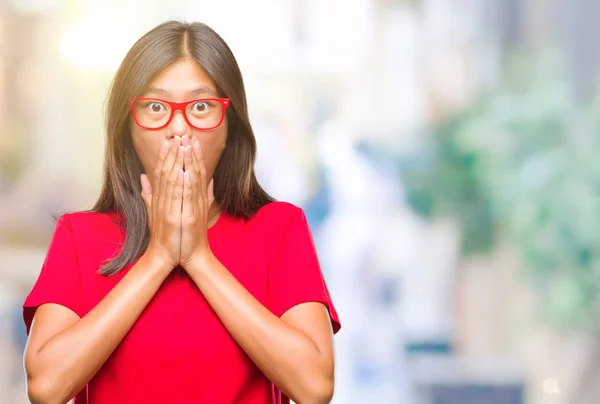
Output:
top-left (180, 138), bottom-right (215, 269)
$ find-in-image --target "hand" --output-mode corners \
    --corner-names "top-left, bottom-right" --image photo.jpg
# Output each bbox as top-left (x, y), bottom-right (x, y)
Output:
top-left (179, 137), bottom-right (215, 269)
top-left (140, 136), bottom-right (185, 270)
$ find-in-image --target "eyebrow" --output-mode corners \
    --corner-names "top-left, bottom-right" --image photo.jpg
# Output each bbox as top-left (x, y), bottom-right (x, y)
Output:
top-left (145, 86), bottom-right (218, 97)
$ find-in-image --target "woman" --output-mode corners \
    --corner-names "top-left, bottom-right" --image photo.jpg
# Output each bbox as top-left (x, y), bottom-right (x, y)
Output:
top-left (23, 20), bottom-right (340, 404)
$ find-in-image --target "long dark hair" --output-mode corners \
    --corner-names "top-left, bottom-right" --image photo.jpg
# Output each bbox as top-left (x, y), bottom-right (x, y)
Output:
top-left (92, 21), bottom-right (274, 276)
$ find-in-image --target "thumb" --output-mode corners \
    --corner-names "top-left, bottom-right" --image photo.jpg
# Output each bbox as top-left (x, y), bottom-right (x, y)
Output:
top-left (140, 173), bottom-right (152, 209)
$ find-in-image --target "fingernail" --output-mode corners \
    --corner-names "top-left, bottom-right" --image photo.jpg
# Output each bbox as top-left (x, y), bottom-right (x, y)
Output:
top-left (175, 136), bottom-right (181, 145)
top-left (161, 141), bottom-right (168, 152)
top-left (182, 134), bottom-right (189, 145)
top-left (178, 146), bottom-right (184, 159)
top-left (178, 169), bottom-right (184, 182)
top-left (193, 141), bottom-right (200, 152)
top-left (185, 146), bottom-right (192, 158)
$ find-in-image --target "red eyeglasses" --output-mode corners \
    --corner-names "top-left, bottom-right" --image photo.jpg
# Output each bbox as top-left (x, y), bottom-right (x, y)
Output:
top-left (129, 97), bottom-right (231, 130)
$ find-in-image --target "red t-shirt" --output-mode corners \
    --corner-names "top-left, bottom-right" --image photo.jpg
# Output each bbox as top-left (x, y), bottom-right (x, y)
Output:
top-left (23, 201), bottom-right (341, 404)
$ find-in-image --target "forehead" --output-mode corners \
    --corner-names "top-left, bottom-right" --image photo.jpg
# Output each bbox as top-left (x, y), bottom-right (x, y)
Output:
top-left (145, 59), bottom-right (218, 97)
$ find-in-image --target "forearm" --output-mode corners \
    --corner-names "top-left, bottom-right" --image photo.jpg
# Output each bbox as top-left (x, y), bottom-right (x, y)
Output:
top-left (186, 255), bottom-right (332, 404)
top-left (26, 254), bottom-right (171, 403)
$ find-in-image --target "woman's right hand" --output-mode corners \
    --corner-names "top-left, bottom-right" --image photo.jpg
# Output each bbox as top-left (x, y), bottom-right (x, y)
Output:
top-left (140, 136), bottom-right (184, 270)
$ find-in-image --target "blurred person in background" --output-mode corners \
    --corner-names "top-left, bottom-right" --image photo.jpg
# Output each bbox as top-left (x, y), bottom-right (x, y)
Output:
top-left (21, 20), bottom-right (340, 404)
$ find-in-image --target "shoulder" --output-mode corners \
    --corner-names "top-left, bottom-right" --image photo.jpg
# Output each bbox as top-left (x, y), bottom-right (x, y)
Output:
top-left (56, 211), bottom-right (124, 240)
top-left (250, 201), bottom-right (304, 229)
top-left (60, 210), bottom-right (121, 225)
top-left (240, 202), bottom-right (311, 245)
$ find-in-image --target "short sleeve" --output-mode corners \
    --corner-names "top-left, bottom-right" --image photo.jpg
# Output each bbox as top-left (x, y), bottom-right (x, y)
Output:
top-left (23, 214), bottom-right (84, 334)
top-left (268, 208), bottom-right (341, 334)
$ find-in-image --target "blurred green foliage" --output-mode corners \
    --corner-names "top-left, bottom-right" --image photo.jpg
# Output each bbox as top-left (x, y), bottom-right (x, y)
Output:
top-left (400, 50), bottom-right (600, 330)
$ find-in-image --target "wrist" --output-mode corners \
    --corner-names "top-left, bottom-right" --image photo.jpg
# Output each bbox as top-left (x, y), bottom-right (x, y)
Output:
top-left (182, 250), bottom-right (215, 274)
top-left (141, 250), bottom-right (176, 275)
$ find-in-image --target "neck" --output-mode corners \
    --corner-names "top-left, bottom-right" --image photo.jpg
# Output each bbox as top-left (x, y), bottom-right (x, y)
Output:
top-left (208, 203), bottom-right (222, 228)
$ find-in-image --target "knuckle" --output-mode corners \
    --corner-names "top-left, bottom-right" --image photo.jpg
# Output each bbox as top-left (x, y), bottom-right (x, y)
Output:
top-left (167, 176), bottom-right (177, 185)
top-left (161, 166), bottom-right (170, 175)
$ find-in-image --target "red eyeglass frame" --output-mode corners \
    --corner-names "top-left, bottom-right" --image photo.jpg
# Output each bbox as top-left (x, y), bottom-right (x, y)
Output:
top-left (129, 97), bottom-right (231, 131)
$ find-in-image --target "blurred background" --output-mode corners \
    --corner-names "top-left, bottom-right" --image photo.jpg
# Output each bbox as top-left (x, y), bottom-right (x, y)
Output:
top-left (1, 0), bottom-right (600, 403)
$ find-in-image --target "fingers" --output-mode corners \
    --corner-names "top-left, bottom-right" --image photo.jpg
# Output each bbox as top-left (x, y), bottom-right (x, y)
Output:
top-left (181, 134), bottom-right (190, 148)
top-left (158, 137), bottom-right (181, 210)
top-left (207, 178), bottom-right (214, 206)
top-left (167, 146), bottom-right (185, 216)
top-left (184, 145), bottom-right (197, 217)
top-left (167, 169), bottom-right (184, 217)
top-left (191, 141), bottom-right (201, 174)
top-left (153, 140), bottom-right (170, 204)
top-left (192, 141), bottom-right (208, 203)
top-left (140, 174), bottom-right (152, 211)
top-left (182, 170), bottom-right (194, 221)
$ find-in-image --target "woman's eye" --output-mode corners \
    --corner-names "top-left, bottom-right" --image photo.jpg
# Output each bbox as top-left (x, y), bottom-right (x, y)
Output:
top-left (146, 102), bottom-right (165, 112)
top-left (142, 101), bottom-right (167, 113)
top-left (192, 102), bottom-right (209, 112)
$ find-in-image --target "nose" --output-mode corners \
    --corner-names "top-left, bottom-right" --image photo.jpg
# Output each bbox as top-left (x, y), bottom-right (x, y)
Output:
top-left (167, 110), bottom-right (191, 138)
